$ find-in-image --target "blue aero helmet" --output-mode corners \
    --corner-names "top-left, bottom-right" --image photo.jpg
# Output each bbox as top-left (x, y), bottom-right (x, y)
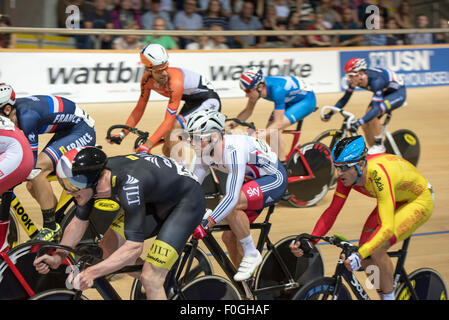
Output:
top-left (332, 135), bottom-right (367, 185)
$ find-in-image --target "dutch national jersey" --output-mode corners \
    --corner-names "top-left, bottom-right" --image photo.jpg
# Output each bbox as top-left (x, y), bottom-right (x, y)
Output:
top-left (263, 75), bottom-right (313, 110)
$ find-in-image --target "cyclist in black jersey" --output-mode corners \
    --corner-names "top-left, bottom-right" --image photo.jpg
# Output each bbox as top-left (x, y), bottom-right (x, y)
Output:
top-left (33, 146), bottom-right (205, 300)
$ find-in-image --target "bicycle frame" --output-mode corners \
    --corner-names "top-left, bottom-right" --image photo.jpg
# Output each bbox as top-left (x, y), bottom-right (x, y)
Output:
top-left (8, 175), bottom-right (75, 244)
top-left (200, 206), bottom-right (298, 298)
top-left (328, 237), bottom-right (419, 300)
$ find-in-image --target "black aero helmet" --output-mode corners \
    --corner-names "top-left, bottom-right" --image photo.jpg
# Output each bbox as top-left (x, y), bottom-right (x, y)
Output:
top-left (56, 146), bottom-right (107, 192)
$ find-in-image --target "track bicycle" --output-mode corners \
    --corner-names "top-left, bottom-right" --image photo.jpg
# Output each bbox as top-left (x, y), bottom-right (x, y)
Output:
top-left (314, 105), bottom-right (420, 166)
top-left (130, 205), bottom-right (325, 300)
top-left (0, 240), bottom-right (76, 299)
top-left (2, 172), bottom-right (122, 248)
top-left (291, 233), bottom-right (447, 300)
top-left (29, 241), bottom-right (241, 300)
top-left (200, 117), bottom-right (334, 208)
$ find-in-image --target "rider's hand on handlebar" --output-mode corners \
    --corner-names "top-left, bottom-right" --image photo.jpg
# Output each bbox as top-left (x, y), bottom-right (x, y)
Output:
top-left (342, 251), bottom-right (362, 271)
top-left (135, 143), bottom-right (151, 154)
top-left (289, 238), bottom-right (314, 258)
top-left (107, 131), bottom-right (126, 145)
top-left (33, 254), bottom-right (64, 274)
top-left (349, 119), bottom-right (362, 133)
top-left (322, 110), bottom-right (335, 122)
top-left (226, 121), bottom-right (238, 130)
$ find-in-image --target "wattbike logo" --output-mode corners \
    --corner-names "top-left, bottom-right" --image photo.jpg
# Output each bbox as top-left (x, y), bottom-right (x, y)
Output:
top-left (48, 62), bottom-right (145, 85)
top-left (209, 59), bottom-right (313, 81)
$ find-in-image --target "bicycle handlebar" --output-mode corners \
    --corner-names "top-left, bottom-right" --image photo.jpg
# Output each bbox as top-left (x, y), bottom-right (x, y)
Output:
top-left (295, 233), bottom-right (359, 254)
top-left (320, 106), bottom-right (356, 131)
top-left (106, 124), bottom-right (149, 150)
top-left (225, 118), bottom-right (256, 130)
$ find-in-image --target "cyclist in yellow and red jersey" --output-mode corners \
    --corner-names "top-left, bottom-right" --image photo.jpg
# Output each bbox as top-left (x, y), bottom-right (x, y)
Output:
top-left (107, 43), bottom-right (221, 160)
top-left (290, 136), bottom-right (434, 300)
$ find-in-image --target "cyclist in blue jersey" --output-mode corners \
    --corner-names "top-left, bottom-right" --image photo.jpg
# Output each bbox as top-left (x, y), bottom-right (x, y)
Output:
top-left (323, 58), bottom-right (406, 154)
top-left (0, 84), bottom-right (96, 241)
top-left (229, 67), bottom-right (317, 163)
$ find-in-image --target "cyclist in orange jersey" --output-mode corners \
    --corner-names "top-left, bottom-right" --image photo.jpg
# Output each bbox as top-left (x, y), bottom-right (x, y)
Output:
top-left (290, 136), bottom-right (434, 300)
top-left (107, 43), bottom-right (221, 161)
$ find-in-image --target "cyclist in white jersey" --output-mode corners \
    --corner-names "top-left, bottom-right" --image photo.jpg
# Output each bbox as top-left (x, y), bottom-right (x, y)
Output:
top-left (186, 110), bottom-right (288, 281)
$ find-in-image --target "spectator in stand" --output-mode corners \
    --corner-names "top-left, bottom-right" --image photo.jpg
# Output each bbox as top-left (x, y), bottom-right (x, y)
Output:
top-left (186, 24), bottom-right (229, 49)
top-left (83, 0), bottom-right (114, 49)
top-left (286, 10), bottom-right (306, 48)
top-left (229, 1), bottom-right (263, 48)
top-left (273, 0), bottom-right (290, 21)
top-left (393, 0), bottom-right (413, 29)
top-left (260, 4), bottom-right (289, 48)
top-left (332, 7), bottom-right (363, 46)
top-left (141, 0), bottom-right (174, 30)
top-left (407, 14), bottom-right (433, 45)
top-left (434, 19), bottom-right (449, 44)
top-left (377, 0), bottom-right (389, 23)
top-left (143, 17), bottom-right (179, 49)
top-left (113, 23), bottom-right (144, 49)
top-left (306, 12), bottom-right (332, 47)
top-left (356, 0), bottom-right (372, 28)
top-left (363, 15), bottom-right (387, 46)
top-left (111, 0), bottom-right (143, 29)
top-left (198, 0), bottom-right (232, 18)
top-left (0, 15), bottom-right (15, 49)
top-left (174, 0), bottom-right (204, 48)
top-left (333, 0), bottom-right (358, 24)
top-left (385, 18), bottom-right (404, 45)
top-left (202, 0), bottom-right (230, 29)
top-left (317, 0), bottom-right (341, 28)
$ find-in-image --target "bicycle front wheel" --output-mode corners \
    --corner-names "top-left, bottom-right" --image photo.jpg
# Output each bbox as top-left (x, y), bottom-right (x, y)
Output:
top-left (286, 142), bottom-right (333, 207)
top-left (313, 129), bottom-right (344, 151)
top-left (172, 275), bottom-right (242, 300)
top-left (29, 289), bottom-right (87, 300)
top-left (254, 235), bottom-right (324, 300)
top-left (384, 129), bottom-right (420, 166)
top-left (396, 268), bottom-right (447, 300)
top-left (292, 277), bottom-right (352, 300)
top-left (130, 243), bottom-right (213, 300)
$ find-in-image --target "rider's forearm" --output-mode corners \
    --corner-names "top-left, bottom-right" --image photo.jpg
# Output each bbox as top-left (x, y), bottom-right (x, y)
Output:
top-left (56, 216), bottom-right (89, 257)
top-left (335, 89), bottom-right (353, 109)
top-left (85, 240), bottom-right (143, 279)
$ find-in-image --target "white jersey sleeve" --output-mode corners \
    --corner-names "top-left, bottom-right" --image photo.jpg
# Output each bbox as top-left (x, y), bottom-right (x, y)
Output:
top-left (209, 143), bottom-right (247, 224)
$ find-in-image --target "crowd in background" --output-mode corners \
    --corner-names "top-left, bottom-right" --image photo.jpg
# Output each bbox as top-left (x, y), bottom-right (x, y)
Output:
top-left (1, 0), bottom-right (449, 49)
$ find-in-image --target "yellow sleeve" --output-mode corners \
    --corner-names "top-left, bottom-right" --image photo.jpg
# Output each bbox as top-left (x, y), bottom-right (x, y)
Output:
top-left (358, 164), bottom-right (395, 259)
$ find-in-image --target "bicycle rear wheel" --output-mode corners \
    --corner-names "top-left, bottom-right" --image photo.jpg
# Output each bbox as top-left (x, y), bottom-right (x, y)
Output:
top-left (7, 211), bottom-right (20, 248)
top-left (384, 129), bottom-right (420, 166)
top-left (0, 242), bottom-right (75, 300)
top-left (292, 277), bottom-right (352, 300)
top-left (254, 235), bottom-right (324, 300)
top-left (286, 142), bottom-right (333, 207)
top-left (396, 268), bottom-right (447, 300)
top-left (130, 243), bottom-right (213, 300)
top-left (313, 129), bottom-right (343, 151)
top-left (172, 275), bottom-right (242, 300)
top-left (29, 289), bottom-right (87, 300)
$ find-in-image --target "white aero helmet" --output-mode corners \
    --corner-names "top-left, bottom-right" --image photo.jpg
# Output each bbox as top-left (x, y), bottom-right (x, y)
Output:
top-left (140, 43), bottom-right (169, 70)
top-left (0, 83), bottom-right (16, 109)
top-left (186, 109), bottom-right (226, 138)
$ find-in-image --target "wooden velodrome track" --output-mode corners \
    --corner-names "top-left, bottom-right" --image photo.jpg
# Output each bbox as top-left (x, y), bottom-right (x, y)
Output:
top-left (13, 86), bottom-right (449, 300)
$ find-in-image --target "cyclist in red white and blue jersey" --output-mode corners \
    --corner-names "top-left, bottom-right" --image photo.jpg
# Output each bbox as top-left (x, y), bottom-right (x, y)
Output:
top-left (324, 58), bottom-right (406, 155)
top-left (229, 67), bottom-right (316, 163)
top-left (0, 83), bottom-right (96, 241)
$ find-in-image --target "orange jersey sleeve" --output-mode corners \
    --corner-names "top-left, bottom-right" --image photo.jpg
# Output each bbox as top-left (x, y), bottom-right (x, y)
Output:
top-left (148, 68), bottom-right (184, 146)
top-left (125, 72), bottom-right (152, 131)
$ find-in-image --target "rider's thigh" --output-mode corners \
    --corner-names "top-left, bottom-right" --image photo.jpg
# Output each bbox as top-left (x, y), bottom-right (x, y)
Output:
top-left (35, 152), bottom-right (55, 175)
top-left (234, 190), bottom-right (249, 211)
top-left (100, 228), bottom-right (127, 259)
top-left (392, 191), bottom-right (433, 244)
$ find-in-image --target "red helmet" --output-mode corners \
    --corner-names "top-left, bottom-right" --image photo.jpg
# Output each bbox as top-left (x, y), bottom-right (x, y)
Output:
top-left (344, 58), bottom-right (367, 75)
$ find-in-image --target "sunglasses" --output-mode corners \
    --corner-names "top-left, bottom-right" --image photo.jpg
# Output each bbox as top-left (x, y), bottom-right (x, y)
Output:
top-left (189, 133), bottom-right (212, 144)
top-left (146, 62), bottom-right (169, 73)
top-left (334, 162), bottom-right (358, 172)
